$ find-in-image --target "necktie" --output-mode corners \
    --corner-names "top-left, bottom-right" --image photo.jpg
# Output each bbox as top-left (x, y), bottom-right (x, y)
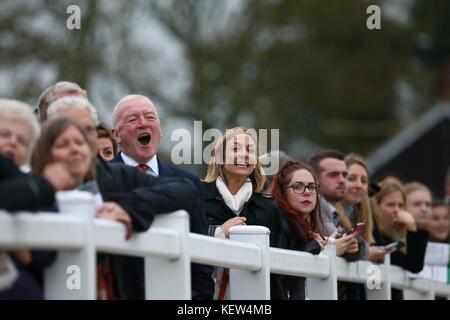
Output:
top-left (333, 211), bottom-right (340, 228)
top-left (136, 163), bottom-right (150, 173)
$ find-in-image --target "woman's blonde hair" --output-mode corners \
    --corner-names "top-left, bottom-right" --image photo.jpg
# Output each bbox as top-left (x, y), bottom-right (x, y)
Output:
top-left (204, 127), bottom-right (265, 192)
top-left (371, 183), bottom-right (408, 242)
top-left (336, 153), bottom-right (375, 244)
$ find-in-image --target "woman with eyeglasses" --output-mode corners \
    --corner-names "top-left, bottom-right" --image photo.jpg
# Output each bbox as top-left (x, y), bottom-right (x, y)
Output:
top-left (203, 127), bottom-right (287, 300)
top-left (271, 160), bottom-right (327, 300)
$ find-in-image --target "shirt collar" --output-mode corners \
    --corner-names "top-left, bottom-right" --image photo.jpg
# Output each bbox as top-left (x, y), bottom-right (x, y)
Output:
top-left (341, 201), bottom-right (354, 216)
top-left (120, 152), bottom-right (159, 176)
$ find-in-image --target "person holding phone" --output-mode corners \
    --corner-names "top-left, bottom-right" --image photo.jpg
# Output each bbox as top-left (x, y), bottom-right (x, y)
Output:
top-left (371, 182), bottom-right (429, 300)
top-left (271, 160), bottom-right (327, 300)
top-left (337, 153), bottom-right (388, 264)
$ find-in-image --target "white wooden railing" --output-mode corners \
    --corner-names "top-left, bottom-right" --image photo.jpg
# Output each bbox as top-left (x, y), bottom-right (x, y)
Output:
top-left (1, 191), bottom-right (449, 300)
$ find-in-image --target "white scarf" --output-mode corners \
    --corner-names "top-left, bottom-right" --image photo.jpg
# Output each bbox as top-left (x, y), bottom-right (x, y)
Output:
top-left (215, 176), bottom-right (253, 215)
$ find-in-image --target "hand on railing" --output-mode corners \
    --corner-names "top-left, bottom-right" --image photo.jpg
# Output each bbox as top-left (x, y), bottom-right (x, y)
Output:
top-left (346, 237), bottom-right (359, 254)
top-left (368, 246), bottom-right (388, 264)
top-left (310, 232), bottom-right (326, 251)
top-left (331, 232), bottom-right (356, 256)
top-left (96, 202), bottom-right (132, 240)
top-left (11, 249), bottom-right (32, 265)
top-left (220, 217), bottom-right (247, 238)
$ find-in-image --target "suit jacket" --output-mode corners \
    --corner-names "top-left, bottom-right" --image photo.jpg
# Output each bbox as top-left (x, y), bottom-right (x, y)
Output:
top-left (96, 157), bottom-right (203, 299)
top-left (112, 153), bottom-right (214, 299)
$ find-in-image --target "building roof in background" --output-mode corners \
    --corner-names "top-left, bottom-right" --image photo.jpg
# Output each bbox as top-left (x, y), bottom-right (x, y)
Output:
top-left (367, 101), bottom-right (450, 173)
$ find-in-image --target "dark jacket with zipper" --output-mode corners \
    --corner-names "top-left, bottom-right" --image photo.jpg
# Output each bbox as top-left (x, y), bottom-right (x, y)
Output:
top-left (202, 181), bottom-right (287, 299)
top-left (0, 155), bottom-right (56, 300)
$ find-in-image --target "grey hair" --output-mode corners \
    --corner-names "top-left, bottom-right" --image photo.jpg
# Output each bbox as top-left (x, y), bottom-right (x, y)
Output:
top-left (47, 96), bottom-right (99, 125)
top-left (0, 99), bottom-right (41, 161)
top-left (37, 81), bottom-right (87, 122)
top-left (112, 94), bottom-right (157, 128)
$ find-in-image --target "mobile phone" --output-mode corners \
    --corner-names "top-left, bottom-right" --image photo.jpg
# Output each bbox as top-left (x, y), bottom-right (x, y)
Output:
top-left (382, 242), bottom-right (399, 253)
top-left (347, 222), bottom-right (365, 236)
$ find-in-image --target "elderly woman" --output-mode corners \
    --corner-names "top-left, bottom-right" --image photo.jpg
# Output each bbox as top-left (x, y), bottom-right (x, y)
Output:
top-left (0, 100), bottom-right (77, 300)
top-left (202, 127), bottom-right (286, 300)
top-left (271, 160), bottom-right (326, 299)
top-left (0, 99), bottom-right (40, 169)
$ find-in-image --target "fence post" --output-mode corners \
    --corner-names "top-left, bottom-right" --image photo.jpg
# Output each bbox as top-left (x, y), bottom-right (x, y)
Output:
top-left (229, 226), bottom-right (270, 300)
top-left (44, 191), bottom-right (96, 300)
top-left (145, 210), bottom-right (191, 299)
top-left (306, 240), bottom-right (338, 300)
top-left (366, 254), bottom-right (391, 300)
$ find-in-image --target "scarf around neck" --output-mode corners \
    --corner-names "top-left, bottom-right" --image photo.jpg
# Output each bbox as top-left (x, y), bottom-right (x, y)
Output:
top-left (215, 176), bottom-right (253, 215)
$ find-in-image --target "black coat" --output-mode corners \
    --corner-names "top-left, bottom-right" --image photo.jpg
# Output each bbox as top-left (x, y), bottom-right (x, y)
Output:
top-left (278, 212), bottom-right (322, 300)
top-left (111, 154), bottom-right (214, 300)
top-left (372, 215), bottom-right (429, 300)
top-left (0, 155), bottom-right (56, 299)
top-left (0, 155), bottom-right (55, 212)
top-left (202, 181), bottom-right (287, 299)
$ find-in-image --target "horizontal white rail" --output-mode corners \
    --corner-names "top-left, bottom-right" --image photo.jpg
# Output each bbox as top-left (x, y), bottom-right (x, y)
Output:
top-left (1, 191), bottom-right (450, 300)
top-left (336, 258), bottom-right (377, 283)
top-left (270, 248), bottom-right (329, 279)
top-left (95, 220), bottom-right (181, 259)
top-left (189, 233), bottom-right (262, 271)
top-left (434, 281), bottom-right (450, 298)
top-left (0, 212), bottom-right (84, 250)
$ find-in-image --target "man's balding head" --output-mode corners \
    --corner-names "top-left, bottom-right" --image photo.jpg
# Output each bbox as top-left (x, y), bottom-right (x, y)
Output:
top-left (37, 81), bottom-right (87, 123)
top-left (112, 95), bottom-right (162, 163)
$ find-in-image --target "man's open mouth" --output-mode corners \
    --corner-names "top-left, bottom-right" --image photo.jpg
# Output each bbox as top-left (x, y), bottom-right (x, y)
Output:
top-left (138, 133), bottom-right (151, 145)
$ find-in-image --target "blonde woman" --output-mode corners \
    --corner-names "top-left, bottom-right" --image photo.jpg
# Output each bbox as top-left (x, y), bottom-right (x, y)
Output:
top-left (371, 183), bottom-right (429, 299)
top-left (337, 153), bottom-right (389, 264)
top-left (202, 127), bottom-right (285, 299)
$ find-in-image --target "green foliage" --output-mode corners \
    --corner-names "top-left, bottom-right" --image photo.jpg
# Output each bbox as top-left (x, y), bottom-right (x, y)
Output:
top-left (1, 0), bottom-right (449, 160)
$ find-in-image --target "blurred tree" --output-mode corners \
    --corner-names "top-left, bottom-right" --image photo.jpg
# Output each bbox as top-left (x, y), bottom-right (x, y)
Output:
top-left (150, 0), bottom-right (416, 156)
top-left (1, 0), bottom-right (449, 164)
top-left (410, 0), bottom-right (450, 101)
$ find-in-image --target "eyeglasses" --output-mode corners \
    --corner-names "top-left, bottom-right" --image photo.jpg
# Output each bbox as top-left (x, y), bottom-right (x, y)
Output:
top-left (287, 182), bottom-right (320, 194)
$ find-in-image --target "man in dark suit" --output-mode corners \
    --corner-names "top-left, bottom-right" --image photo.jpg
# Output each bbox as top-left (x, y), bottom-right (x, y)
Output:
top-left (111, 94), bottom-right (214, 300)
top-left (43, 93), bottom-right (205, 299)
